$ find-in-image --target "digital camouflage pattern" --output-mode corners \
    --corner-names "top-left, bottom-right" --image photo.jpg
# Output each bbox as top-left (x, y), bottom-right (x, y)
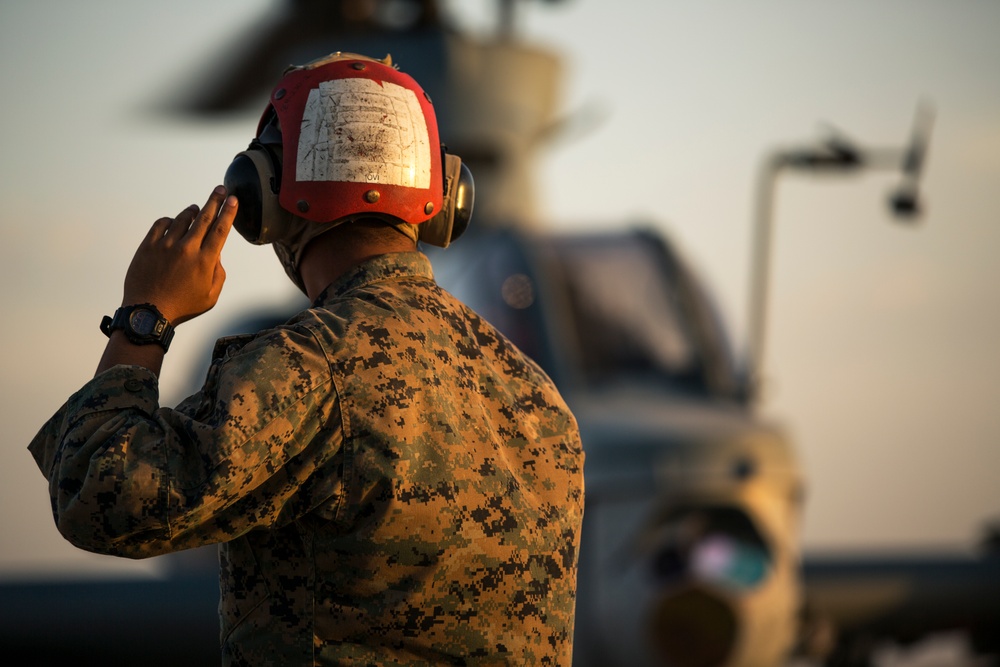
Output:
top-left (29, 251), bottom-right (585, 666)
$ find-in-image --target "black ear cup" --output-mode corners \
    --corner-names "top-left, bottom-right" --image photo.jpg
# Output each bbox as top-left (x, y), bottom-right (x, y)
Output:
top-left (450, 161), bottom-right (475, 242)
top-left (224, 141), bottom-right (283, 244)
top-left (224, 152), bottom-right (265, 243)
top-left (419, 154), bottom-right (475, 248)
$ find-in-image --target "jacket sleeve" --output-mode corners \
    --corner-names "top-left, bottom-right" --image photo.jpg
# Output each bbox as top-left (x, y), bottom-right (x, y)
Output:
top-left (27, 325), bottom-right (345, 559)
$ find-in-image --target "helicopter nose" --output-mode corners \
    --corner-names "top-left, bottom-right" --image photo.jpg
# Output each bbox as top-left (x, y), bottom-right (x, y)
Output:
top-left (648, 584), bottom-right (738, 667)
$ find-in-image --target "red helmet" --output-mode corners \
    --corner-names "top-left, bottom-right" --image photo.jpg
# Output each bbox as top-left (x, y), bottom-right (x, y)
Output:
top-left (225, 52), bottom-right (473, 258)
top-left (266, 52), bottom-right (444, 225)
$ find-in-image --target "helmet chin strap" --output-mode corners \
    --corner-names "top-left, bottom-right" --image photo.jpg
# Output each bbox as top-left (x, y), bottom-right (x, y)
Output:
top-left (391, 220), bottom-right (420, 244)
top-left (273, 240), bottom-right (309, 295)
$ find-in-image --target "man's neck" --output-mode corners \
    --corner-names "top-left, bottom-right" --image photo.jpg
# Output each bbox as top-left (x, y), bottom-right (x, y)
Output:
top-left (297, 221), bottom-right (418, 302)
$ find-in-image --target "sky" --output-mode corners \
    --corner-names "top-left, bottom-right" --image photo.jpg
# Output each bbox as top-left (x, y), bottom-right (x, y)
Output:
top-left (0, 0), bottom-right (998, 579)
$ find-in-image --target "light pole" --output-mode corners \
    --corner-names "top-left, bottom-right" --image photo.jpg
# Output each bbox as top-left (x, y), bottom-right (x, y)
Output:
top-left (744, 104), bottom-right (933, 405)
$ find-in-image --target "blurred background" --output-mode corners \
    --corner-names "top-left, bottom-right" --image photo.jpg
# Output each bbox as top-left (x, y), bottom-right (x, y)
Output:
top-left (1, 0), bottom-right (998, 664)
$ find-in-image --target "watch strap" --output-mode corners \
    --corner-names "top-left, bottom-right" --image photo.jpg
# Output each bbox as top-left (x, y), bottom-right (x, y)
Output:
top-left (100, 303), bottom-right (174, 352)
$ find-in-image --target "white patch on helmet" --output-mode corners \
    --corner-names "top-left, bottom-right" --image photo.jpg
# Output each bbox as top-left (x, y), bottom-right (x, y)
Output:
top-left (296, 78), bottom-right (431, 189)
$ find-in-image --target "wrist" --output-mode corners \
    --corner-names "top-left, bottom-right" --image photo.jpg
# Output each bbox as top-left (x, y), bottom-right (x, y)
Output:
top-left (101, 303), bottom-right (175, 352)
top-left (96, 330), bottom-right (166, 377)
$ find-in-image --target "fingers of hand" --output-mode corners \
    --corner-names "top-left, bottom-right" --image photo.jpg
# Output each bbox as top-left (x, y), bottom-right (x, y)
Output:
top-left (186, 185), bottom-right (228, 242)
top-left (203, 195), bottom-right (237, 254)
top-left (165, 205), bottom-right (199, 240)
top-left (145, 216), bottom-right (173, 243)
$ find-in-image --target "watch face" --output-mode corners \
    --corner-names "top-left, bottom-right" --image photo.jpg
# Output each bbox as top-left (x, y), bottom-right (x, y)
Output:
top-left (129, 308), bottom-right (160, 336)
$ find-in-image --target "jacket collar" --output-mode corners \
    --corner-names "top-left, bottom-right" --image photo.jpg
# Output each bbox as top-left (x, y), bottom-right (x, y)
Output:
top-left (311, 251), bottom-right (434, 307)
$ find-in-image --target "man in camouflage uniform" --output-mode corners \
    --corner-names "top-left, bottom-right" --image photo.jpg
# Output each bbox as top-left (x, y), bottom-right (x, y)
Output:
top-left (29, 53), bottom-right (584, 665)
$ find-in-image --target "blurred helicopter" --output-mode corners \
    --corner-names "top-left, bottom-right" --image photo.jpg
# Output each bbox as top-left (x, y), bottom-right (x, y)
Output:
top-left (1, 1), bottom-right (996, 666)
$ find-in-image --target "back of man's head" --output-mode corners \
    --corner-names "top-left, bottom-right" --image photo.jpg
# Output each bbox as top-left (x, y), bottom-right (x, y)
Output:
top-left (223, 52), bottom-right (474, 291)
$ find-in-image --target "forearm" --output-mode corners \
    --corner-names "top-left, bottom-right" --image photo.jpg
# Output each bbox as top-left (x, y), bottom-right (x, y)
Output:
top-left (95, 330), bottom-right (166, 377)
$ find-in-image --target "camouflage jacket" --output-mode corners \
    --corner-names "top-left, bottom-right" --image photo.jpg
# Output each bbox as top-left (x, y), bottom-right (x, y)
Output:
top-left (29, 251), bottom-right (585, 666)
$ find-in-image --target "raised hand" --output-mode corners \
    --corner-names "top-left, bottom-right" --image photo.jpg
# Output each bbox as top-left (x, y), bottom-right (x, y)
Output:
top-left (122, 186), bottom-right (237, 326)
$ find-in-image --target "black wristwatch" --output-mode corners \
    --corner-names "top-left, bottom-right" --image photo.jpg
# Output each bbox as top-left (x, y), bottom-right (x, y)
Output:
top-left (100, 303), bottom-right (175, 352)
